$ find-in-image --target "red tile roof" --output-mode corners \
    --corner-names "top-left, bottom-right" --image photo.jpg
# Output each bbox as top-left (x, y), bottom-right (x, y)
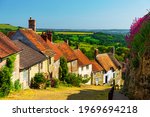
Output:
top-left (96, 53), bottom-right (117, 72)
top-left (19, 29), bottom-right (55, 56)
top-left (46, 40), bottom-right (63, 61)
top-left (91, 60), bottom-right (103, 72)
top-left (74, 49), bottom-right (91, 66)
top-left (56, 42), bottom-right (77, 62)
top-left (13, 40), bottom-right (46, 70)
top-left (0, 32), bottom-right (21, 58)
top-left (7, 31), bottom-right (16, 38)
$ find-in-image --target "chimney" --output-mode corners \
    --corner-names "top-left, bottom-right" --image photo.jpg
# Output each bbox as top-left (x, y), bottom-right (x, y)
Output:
top-left (110, 47), bottom-right (115, 55)
top-left (76, 44), bottom-right (79, 49)
top-left (28, 17), bottom-right (36, 31)
top-left (65, 40), bottom-right (69, 45)
top-left (47, 31), bottom-right (52, 42)
top-left (41, 32), bottom-right (47, 42)
top-left (95, 49), bottom-right (99, 58)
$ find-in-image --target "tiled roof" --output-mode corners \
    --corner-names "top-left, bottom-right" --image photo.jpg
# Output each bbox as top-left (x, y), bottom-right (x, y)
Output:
top-left (0, 32), bottom-right (21, 58)
top-left (91, 60), bottom-right (103, 72)
top-left (46, 40), bottom-right (63, 61)
top-left (19, 29), bottom-right (55, 57)
top-left (7, 31), bottom-right (16, 38)
top-left (74, 49), bottom-right (91, 66)
top-left (96, 53), bottom-right (117, 72)
top-left (13, 40), bottom-right (46, 70)
top-left (56, 42), bottom-right (77, 62)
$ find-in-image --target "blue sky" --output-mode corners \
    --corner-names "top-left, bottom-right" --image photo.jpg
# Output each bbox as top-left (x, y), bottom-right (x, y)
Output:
top-left (0, 0), bottom-right (150, 29)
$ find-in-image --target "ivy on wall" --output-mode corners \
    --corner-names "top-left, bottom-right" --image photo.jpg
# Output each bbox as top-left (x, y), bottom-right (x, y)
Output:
top-left (0, 55), bottom-right (16, 97)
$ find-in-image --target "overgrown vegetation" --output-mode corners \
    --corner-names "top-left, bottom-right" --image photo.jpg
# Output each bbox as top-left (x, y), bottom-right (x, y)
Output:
top-left (0, 55), bottom-right (16, 97)
top-left (126, 15), bottom-right (150, 68)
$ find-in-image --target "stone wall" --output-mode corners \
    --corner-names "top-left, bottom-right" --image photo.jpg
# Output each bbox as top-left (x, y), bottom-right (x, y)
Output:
top-left (124, 47), bottom-right (150, 99)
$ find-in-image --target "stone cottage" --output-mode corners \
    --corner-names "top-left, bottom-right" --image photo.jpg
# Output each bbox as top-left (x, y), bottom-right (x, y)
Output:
top-left (0, 32), bottom-right (21, 83)
top-left (74, 49), bottom-right (92, 84)
top-left (10, 29), bottom-right (55, 79)
top-left (56, 41), bottom-right (78, 74)
top-left (95, 49), bottom-right (122, 85)
top-left (41, 32), bottom-right (63, 78)
top-left (13, 40), bottom-right (47, 89)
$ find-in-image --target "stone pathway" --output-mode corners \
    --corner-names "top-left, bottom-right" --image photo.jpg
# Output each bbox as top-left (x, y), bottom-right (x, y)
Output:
top-left (113, 91), bottom-right (129, 100)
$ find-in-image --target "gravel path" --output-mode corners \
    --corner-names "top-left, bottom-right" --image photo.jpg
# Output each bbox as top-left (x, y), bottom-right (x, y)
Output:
top-left (113, 91), bottom-right (129, 100)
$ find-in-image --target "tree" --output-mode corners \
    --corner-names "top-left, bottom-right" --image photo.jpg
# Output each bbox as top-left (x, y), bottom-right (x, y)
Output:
top-left (59, 57), bottom-right (68, 81)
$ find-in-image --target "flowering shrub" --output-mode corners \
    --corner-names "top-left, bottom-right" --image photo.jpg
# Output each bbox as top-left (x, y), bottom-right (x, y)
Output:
top-left (126, 12), bottom-right (150, 67)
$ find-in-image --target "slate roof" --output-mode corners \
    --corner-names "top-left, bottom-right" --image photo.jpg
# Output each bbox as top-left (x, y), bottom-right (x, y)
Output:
top-left (0, 32), bottom-right (21, 58)
top-left (74, 49), bottom-right (91, 67)
top-left (19, 29), bottom-right (55, 57)
top-left (13, 40), bottom-right (46, 70)
top-left (96, 53), bottom-right (117, 72)
top-left (56, 42), bottom-right (77, 62)
top-left (91, 60), bottom-right (103, 72)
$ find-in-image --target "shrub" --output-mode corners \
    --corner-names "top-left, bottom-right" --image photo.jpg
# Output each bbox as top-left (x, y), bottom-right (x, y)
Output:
top-left (52, 78), bottom-right (59, 88)
top-left (30, 73), bottom-right (46, 89)
top-left (82, 77), bottom-right (91, 84)
top-left (14, 79), bottom-right (21, 91)
top-left (65, 73), bottom-right (82, 87)
top-left (46, 80), bottom-right (51, 87)
top-left (59, 57), bottom-right (68, 81)
top-left (0, 66), bottom-right (12, 97)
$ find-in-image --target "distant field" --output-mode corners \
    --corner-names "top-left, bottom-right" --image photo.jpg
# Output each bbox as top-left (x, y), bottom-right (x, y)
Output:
top-left (55, 31), bottom-right (93, 35)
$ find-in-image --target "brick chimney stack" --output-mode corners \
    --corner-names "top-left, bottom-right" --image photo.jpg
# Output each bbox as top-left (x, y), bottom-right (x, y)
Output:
top-left (77, 44), bottom-right (79, 49)
top-left (47, 31), bottom-right (52, 42)
top-left (110, 47), bottom-right (115, 55)
top-left (28, 17), bottom-right (36, 31)
top-left (95, 49), bottom-right (99, 58)
top-left (65, 40), bottom-right (69, 45)
top-left (41, 32), bottom-right (47, 42)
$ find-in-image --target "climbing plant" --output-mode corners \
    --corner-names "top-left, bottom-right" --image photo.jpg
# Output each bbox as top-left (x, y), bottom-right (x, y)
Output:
top-left (0, 55), bottom-right (16, 97)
